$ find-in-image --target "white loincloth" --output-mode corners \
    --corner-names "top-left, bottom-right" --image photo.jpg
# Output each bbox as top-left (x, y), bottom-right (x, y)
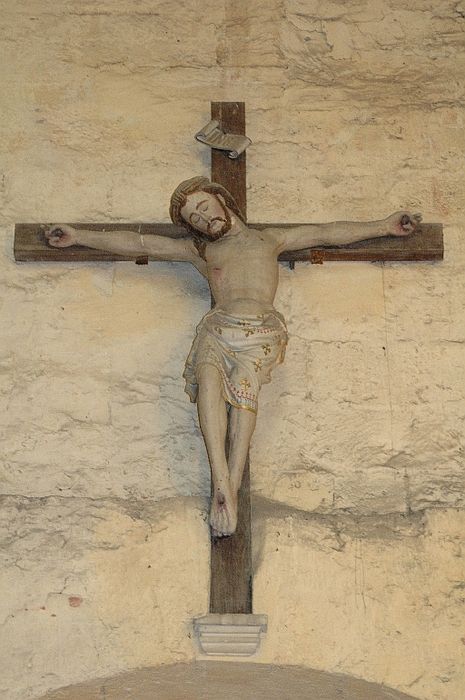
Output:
top-left (183, 308), bottom-right (288, 413)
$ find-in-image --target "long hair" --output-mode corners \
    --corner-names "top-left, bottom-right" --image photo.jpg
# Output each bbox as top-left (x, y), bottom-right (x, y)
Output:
top-left (169, 176), bottom-right (245, 259)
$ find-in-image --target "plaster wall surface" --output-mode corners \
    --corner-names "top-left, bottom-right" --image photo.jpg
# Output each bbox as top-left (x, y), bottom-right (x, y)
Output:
top-left (0, 1), bottom-right (464, 699)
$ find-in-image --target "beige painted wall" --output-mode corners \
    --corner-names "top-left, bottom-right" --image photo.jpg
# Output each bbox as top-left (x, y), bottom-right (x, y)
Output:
top-left (1, 1), bottom-right (464, 699)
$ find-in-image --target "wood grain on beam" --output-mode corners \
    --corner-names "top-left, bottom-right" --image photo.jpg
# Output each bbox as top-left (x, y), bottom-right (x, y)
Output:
top-left (209, 102), bottom-right (253, 615)
top-left (15, 223), bottom-right (443, 264)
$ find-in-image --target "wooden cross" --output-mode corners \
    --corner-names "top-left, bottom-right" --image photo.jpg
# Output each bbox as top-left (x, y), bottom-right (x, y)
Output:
top-left (14, 102), bottom-right (443, 618)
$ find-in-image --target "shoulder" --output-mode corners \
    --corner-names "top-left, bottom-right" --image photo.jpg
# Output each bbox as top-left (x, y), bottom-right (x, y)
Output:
top-left (253, 226), bottom-right (285, 249)
top-left (176, 237), bottom-right (202, 261)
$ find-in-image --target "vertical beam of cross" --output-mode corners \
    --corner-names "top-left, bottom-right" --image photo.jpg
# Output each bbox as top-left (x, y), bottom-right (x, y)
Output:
top-left (209, 102), bottom-right (253, 614)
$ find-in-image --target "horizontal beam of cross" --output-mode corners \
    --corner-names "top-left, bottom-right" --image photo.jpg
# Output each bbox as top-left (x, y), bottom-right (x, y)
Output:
top-left (14, 223), bottom-right (443, 264)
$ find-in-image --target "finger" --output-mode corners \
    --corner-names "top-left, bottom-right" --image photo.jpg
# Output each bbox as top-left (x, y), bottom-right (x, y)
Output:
top-left (47, 236), bottom-right (62, 246)
top-left (46, 230), bottom-right (68, 246)
top-left (45, 226), bottom-right (63, 239)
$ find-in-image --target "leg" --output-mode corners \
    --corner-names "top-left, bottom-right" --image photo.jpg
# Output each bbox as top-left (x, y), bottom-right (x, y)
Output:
top-left (197, 364), bottom-right (237, 537)
top-left (228, 406), bottom-right (257, 495)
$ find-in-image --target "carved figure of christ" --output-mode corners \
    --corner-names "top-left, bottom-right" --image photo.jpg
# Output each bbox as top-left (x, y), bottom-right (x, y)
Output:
top-left (46, 176), bottom-right (420, 537)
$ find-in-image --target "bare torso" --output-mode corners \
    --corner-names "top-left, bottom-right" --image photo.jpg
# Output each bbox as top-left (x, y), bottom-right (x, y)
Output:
top-left (204, 226), bottom-right (280, 316)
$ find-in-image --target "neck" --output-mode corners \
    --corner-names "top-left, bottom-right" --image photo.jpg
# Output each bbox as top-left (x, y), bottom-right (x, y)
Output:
top-left (227, 211), bottom-right (247, 236)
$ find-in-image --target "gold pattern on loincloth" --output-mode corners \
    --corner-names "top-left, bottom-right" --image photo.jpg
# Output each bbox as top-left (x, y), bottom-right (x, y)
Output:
top-left (183, 308), bottom-right (288, 413)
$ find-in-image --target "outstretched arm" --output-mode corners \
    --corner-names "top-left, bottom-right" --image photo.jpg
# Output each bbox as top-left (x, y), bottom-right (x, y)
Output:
top-left (271, 212), bottom-right (422, 253)
top-left (46, 224), bottom-right (200, 265)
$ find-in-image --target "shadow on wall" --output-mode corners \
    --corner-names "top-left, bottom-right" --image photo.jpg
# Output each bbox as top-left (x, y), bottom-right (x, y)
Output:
top-left (40, 661), bottom-right (420, 700)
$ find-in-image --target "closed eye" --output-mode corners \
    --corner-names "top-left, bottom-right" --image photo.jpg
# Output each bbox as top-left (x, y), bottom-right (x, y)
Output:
top-left (196, 199), bottom-right (208, 212)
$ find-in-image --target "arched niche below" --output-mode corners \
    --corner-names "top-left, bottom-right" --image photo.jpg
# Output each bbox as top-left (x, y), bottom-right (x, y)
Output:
top-left (40, 661), bottom-right (420, 700)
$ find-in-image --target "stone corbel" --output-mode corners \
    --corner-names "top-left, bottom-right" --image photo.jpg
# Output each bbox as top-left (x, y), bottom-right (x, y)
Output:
top-left (193, 613), bottom-right (268, 656)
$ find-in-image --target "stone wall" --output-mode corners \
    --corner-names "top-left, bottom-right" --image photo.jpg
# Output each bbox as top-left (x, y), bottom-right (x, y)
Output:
top-left (1, 1), bottom-right (464, 699)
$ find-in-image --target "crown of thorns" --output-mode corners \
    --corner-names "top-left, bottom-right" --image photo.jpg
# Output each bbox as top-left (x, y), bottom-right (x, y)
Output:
top-left (169, 176), bottom-right (244, 226)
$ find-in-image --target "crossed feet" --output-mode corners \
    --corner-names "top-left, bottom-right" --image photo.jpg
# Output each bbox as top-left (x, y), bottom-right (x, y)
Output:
top-left (210, 479), bottom-right (239, 538)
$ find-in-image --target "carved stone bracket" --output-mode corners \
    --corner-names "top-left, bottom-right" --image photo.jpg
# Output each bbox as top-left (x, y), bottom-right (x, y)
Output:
top-left (193, 613), bottom-right (268, 656)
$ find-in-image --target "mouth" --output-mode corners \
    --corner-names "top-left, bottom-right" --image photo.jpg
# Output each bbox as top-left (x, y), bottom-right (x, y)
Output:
top-left (207, 218), bottom-right (226, 234)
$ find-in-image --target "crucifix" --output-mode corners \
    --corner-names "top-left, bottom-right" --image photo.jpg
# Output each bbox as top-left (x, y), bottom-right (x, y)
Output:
top-left (15, 102), bottom-right (443, 650)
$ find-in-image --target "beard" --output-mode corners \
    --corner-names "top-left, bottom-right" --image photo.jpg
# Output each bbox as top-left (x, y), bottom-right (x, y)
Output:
top-left (200, 200), bottom-right (232, 241)
top-left (207, 216), bottom-right (231, 239)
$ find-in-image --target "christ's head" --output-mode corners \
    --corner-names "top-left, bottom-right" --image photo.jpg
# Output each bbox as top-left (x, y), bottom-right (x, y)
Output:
top-left (169, 176), bottom-right (244, 242)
